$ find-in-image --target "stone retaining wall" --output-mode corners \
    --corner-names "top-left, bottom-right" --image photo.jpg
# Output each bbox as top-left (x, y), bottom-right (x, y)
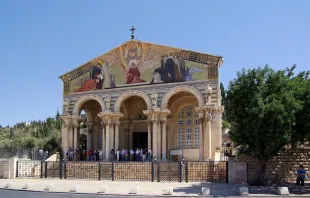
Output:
top-left (237, 148), bottom-right (310, 183)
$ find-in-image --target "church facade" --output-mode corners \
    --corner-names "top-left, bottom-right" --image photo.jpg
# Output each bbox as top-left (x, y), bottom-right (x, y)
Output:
top-left (59, 40), bottom-right (224, 161)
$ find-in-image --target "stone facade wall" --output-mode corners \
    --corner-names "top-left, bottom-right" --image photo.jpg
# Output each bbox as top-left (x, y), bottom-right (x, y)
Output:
top-left (64, 80), bottom-right (218, 114)
top-left (237, 148), bottom-right (310, 183)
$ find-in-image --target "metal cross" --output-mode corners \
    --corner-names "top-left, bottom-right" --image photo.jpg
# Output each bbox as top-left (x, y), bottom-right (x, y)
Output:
top-left (130, 26), bottom-right (136, 40)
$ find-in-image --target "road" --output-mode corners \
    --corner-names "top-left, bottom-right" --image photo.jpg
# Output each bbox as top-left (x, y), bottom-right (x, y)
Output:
top-left (0, 189), bottom-right (305, 198)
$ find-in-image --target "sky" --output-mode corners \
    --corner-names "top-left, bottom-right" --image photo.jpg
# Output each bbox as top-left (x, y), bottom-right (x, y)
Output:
top-left (0, 0), bottom-right (309, 126)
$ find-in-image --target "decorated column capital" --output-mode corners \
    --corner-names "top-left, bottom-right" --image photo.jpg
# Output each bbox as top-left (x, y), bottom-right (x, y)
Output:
top-left (59, 115), bottom-right (72, 128)
top-left (159, 109), bottom-right (171, 122)
top-left (71, 115), bottom-right (83, 127)
top-left (195, 107), bottom-right (205, 122)
top-left (111, 112), bottom-right (124, 125)
top-left (143, 108), bottom-right (161, 122)
top-left (98, 112), bottom-right (113, 125)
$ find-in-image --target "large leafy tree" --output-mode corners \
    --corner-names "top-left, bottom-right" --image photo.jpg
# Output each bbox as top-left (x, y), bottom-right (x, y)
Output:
top-left (287, 66), bottom-right (310, 146)
top-left (226, 65), bottom-right (300, 185)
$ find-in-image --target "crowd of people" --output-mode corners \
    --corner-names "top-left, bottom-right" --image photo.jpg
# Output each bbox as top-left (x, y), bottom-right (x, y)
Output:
top-left (65, 148), bottom-right (153, 162)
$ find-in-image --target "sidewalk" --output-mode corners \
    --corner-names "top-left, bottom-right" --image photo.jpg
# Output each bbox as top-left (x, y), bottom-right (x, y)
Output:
top-left (0, 179), bottom-right (309, 197)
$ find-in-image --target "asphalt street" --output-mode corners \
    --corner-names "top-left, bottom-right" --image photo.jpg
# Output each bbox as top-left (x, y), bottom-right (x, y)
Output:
top-left (0, 189), bottom-right (305, 198)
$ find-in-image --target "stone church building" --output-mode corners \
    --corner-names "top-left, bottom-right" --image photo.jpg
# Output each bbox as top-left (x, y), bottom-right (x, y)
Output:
top-left (59, 39), bottom-right (224, 161)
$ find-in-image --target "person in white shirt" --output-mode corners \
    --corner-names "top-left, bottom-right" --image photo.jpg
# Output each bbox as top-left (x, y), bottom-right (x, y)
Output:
top-left (116, 149), bottom-right (120, 161)
top-left (135, 149), bottom-right (140, 161)
top-left (130, 149), bottom-right (134, 161)
top-left (148, 149), bottom-right (152, 161)
top-left (98, 150), bottom-right (102, 161)
top-left (142, 148), bottom-right (146, 162)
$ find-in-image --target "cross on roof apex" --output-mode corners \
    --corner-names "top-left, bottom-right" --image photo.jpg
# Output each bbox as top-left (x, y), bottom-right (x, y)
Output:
top-left (130, 26), bottom-right (136, 40)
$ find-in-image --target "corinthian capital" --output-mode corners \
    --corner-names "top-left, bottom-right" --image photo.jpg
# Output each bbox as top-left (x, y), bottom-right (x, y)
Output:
top-left (71, 115), bottom-right (83, 127)
top-left (59, 115), bottom-right (72, 128)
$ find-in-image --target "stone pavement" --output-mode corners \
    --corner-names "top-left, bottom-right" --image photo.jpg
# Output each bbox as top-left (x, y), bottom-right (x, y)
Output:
top-left (0, 179), bottom-right (309, 197)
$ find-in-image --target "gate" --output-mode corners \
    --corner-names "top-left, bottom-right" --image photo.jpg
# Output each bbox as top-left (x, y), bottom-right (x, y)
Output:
top-left (114, 162), bottom-right (152, 181)
top-left (158, 161), bottom-right (182, 182)
top-left (187, 161), bottom-right (227, 182)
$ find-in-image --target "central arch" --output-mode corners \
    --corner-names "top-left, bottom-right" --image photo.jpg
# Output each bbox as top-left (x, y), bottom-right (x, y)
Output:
top-left (72, 94), bottom-right (105, 115)
top-left (161, 85), bottom-right (204, 109)
top-left (114, 90), bottom-right (152, 112)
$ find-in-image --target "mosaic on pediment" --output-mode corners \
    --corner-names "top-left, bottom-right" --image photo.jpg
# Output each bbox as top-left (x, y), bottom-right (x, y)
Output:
top-left (60, 40), bottom-right (222, 96)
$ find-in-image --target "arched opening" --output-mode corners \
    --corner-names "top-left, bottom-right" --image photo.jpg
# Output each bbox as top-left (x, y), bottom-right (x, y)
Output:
top-left (166, 91), bottom-right (201, 161)
top-left (76, 99), bottom-right (102, 161)
top-left (118, 95), bottom-right (148, 151)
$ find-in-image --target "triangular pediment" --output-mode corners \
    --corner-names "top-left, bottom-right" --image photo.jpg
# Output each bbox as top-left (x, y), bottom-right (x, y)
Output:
top-left (60, 40), bottom-right (223, 96)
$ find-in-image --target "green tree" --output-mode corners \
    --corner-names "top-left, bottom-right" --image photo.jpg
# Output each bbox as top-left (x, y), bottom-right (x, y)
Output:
top-left (225, 65), bottom-right (300, 185)
top-left (220, 82), bottom-right (230, 130)
top-left (287, 67), bottom-right (310, 146)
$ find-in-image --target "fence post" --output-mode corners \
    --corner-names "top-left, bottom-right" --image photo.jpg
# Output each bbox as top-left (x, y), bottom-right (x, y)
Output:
top-left (59, 160), bottom-right (63, 179)
top-left (157, 161), bottom-right (160, 182)
top-left (178, 161), bottom-right (182, 183)
top-left (44, 161), bottom-right (47, 178)
top-left (40, 161), bottom-right (43, 178)
top-left (112, 161), bottom-right (114, 181)
top-left (98, 161), bottom-right (101, 181)
top-left (151, 161), bottom-right (154, 182)
top-left (185, 161), bottom-right (188, 183)
top-left (226, 161), bottom-right (229, 183)
top-left (64, 160), bottom-right (67, 179)
top-left (16, 160), bottom-right (19, 178)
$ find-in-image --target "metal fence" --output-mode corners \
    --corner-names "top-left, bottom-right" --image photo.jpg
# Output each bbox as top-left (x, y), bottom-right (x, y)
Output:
top-left (16, 160), bottom-right (228, 182)
top-left (0, 148), bottom-right (50, 161)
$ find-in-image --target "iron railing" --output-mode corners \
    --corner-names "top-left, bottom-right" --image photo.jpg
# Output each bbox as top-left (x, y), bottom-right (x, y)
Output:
top-left (16, 160), bottom-right (228, 183)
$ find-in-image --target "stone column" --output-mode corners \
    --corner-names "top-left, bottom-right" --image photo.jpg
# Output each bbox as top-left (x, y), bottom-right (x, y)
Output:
top-left (105, 120), bottom-right (111, 160)
top-left (61, 124), bottom-right (68, 158)
top-left (161, 120), bottom-right (167, 160)
top-left (157, 122), bottom-right (161, 159)
top-left (60, 115), bottom-right (72, 158)
top-left (68, 126), bottom-right (73, 150)
top-left (198, 110), bottom-right (205, 161)
top-left (204, 112), bottom-right (212, 160)
top-left (73, 125), bottom-right (78, 150)
top-left (159, 109), bottom-right (170, 161)
top-left (110, 124), bottom-right (114, 150)
top-left (87, 122), bottom-right (94, 159)
top-left (152, 120), bottom-right (158, 159)
top-left (115, 121), bottom-right (120, 150)
top-left (148, 121), bottom-right (152, 149)
top-left (72, 116), bottom-right (82, 150)
top-left (102, 123), bottom-right (106, 159)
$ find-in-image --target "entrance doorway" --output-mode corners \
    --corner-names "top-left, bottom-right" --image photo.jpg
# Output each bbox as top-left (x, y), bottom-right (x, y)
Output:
top-left (133, 132), bottom-right (148, 149)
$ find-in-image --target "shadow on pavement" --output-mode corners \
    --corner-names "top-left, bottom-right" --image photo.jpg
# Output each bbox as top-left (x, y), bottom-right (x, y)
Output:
top-left (249, 182), bottom-right (310, 195)
top-left (173, 182), bottom-right (242, 196)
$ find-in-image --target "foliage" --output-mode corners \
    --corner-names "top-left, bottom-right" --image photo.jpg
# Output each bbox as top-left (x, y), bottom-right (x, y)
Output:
top-left (225, 65), bottom-right (301, 185)
top-left (220, 82), bottom-right (230, 130)
top-left (0, 112), bottom-right (63, 154)
top-left (286, 65), bottom-right (310, 147)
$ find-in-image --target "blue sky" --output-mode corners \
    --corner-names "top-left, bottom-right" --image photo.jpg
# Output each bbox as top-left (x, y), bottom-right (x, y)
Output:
top-left (0, 0), bottom-right (309, 126)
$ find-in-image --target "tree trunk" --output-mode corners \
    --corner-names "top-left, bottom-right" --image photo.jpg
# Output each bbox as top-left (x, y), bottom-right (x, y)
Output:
top-left (254, 158), bottom-right (268, 185)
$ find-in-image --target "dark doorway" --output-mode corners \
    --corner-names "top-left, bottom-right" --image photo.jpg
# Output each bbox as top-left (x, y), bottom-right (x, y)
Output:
top-left (133, 132), bottom-right (148, 149)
